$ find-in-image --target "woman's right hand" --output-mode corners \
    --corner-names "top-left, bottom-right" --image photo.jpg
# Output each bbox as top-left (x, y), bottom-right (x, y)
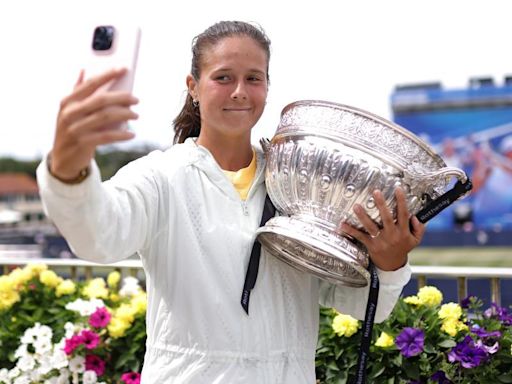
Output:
top-left (49, 68), bottom-right (139, 182)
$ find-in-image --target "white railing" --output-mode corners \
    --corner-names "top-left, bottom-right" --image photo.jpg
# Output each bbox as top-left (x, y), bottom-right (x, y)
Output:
top-left (2, 255), bottom-right (512, 306)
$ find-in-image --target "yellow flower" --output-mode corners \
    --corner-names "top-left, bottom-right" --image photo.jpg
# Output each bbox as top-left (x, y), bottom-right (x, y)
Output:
top-left (332, 313), bottom-right (359, 337)
top-left (9, 268), bottom-right (33, 287)
top-left (107, 271), bottom-right (121, 288)
top-left (39, 270), bottom-right (62, 288)
top-left (23, 263), bottom-right (47, 279)
top-left (83, 278), bottom-right (109, 299)
top-left (417, 286), bottom-right (443, 307)
top-left (110, 293), bottom-right (120, 302)
top-left (108, 317), bottom-right (131, 338)
top-left (0, 289), bottom-right (20, 311)
top-left (441, 318), bottom-right (467, 336)
top-left (375, 332), bottom-right (394, 348)
top-left (0, 275), bottom-right (15, 292)
top-left (115, 303), bottom-right (136, 323)
top-left (404, 296), bottom-right (421, 306)
top-left (131, 292), bottom-right (147, 315)
top-left (56, 279), bottom-right (76, 297)
top-left (438, 302), bottom-right (462, 321)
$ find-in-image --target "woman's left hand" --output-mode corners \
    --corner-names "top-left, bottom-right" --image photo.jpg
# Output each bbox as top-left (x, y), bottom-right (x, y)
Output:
top-left (340, 187), bottom-right (426, 271)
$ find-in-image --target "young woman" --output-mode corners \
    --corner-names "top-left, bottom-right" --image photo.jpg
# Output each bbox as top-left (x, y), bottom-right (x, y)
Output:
top-left (37, 21), bottom-right (425, 383)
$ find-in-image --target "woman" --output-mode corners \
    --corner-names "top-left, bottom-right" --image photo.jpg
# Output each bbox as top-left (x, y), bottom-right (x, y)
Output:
top-left (37, 21), bottom-right (425, 383)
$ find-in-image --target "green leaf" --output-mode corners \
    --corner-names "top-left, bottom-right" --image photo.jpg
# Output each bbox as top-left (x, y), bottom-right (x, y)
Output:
top-left (498, 375), bottom-right (512, 383)
top-left (437, 339), bottom-right (457, 348)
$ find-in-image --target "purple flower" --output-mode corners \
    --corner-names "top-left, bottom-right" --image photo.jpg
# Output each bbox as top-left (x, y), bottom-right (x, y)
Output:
top-left (484, 303), bottom-right (512, 325)
top-left (63, 334), bottom-right (83, 355)
top-left (431, 370), bottom-right (453, 384)
top-left (121, 372), bottom-right (141, 384)
top-left (470, 325), bottom-right (501, 339)
top-left (460, 295), bottom-right (476, 309)
top-left (80, 329), bottom-right (100, 350)
top-left (85, 354), bottom-right (106, 376)
top-left (395, 327), bottom-right (424, 358)
top-left (448, 336), bottom-right (488, 368)
top-left (89, 307), bottom-right (111, 328)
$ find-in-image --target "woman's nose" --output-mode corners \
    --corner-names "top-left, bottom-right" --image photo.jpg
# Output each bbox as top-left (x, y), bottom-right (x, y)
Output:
top-left (231, 81), bottom-right (248, 100)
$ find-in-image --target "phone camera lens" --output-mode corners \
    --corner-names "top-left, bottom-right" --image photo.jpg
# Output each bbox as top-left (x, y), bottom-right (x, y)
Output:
top-left (92, 26), bottom-right (115, 51)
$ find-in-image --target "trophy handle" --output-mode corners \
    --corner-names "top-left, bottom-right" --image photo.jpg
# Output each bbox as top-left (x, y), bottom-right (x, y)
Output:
top-left (413, 166), bottom-right (469, 184)
top-left (414, 172), bottom-right (473, 224)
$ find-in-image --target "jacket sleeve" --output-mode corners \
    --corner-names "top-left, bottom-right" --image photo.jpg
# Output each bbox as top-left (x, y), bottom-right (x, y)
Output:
top-left (318, 263), bottom-right (411, 323)
top-left (36, 153), bottom-right (162, 264)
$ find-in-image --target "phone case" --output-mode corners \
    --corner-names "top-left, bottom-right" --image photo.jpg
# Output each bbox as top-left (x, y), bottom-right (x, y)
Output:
top-left (84, 23), bottom-right (141, 93)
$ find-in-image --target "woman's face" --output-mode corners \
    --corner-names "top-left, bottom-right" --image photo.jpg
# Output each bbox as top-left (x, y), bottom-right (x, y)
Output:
top-left (188, 36), bottom-right (268, 142)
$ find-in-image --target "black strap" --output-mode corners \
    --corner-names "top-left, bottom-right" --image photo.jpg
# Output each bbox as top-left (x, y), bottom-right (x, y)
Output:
top-left (415, 179), bottom-right (473, 224)
top-left (351, 261), bottom-right (379, 384)
top-left (241, 194), bottom-right (276, 314)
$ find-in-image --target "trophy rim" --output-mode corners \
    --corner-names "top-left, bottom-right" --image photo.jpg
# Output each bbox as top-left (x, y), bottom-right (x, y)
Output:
top-left (280, 99), bottom-right (446, 168)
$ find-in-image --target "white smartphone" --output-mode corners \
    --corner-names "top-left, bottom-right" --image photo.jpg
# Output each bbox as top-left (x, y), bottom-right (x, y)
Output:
top-left (83, 23), bottom-right (141, 129)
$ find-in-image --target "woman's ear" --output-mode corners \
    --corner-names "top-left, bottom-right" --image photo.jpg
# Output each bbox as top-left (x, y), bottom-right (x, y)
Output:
top-left (186, 74), bottom-right (197, 100)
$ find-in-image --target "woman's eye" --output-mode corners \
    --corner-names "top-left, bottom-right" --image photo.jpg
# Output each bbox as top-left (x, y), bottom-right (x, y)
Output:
top-left (216, 75), bottom-right (230, 81)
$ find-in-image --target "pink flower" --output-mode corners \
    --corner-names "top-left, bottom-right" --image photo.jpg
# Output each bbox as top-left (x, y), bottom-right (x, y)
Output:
top-left (63, 334), bottom-right (84, 355)
top-left (80, 329), bottom-right (100, 350)
top-left (89, 307), bottom-right (111, 328)
top-left (85, 354), bottom-right (106, 376)
top-left (121, 371), bottom-right (141, 384)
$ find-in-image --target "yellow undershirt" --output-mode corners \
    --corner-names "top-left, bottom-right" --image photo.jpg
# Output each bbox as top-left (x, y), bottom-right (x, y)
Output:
top-left (223, 150), bottom-right (256, 200)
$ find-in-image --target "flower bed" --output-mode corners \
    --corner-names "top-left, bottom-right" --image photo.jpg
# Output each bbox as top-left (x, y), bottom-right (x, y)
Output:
top-left (0, 264), bottom-right (145, 384)
top-left (1, 265), bottom-right (512, 383)
top-left (316, 286), bottom-right (512, 383)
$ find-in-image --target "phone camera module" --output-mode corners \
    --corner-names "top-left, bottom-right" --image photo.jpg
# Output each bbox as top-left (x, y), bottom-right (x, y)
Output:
top-left (92, 26), bottom-right (115, 51)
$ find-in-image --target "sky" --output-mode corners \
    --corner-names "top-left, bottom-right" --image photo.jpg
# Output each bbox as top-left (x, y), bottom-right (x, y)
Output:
top-left (1, 0), bottom-right (511, 160)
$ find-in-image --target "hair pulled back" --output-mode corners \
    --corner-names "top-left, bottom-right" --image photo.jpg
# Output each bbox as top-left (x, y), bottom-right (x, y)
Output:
top-left (173, 21), bottom-right (271, 144)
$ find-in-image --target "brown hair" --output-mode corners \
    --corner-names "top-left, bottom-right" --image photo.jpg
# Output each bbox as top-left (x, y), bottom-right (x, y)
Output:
top-left (172, 21), bottom-right (271, 144)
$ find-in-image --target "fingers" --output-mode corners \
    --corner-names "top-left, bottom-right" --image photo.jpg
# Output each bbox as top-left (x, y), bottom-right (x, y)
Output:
top-left (74, 70), bottom-right (85, 89)
top-left (67, 105), bottom-right (139, 136)
top-left (373, 190), bottom-right (394, 228)
top-left (409, 215), bottom-right (426, 241)
top-left (61, 68), bottom-right (127, 107)
top-left (352, 204), bottom-right (380, 237)
top-left (58, 91), bottom-right (138, 130)
top-left (395, 187), bottom-right (410, 230)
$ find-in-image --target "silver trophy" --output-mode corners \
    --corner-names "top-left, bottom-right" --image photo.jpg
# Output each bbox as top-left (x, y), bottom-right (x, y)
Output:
top-left (256, 100), bottom-right (471, 287)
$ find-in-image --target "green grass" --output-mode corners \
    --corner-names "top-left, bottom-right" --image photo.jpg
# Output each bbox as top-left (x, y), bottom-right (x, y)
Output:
top-left (409, 247), bottom-right (512, 267)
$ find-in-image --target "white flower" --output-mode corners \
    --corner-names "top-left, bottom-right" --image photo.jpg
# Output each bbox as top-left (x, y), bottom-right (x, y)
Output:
top-left (37, 354), bottom-right (53, 375)
top-left (119, 276), bottom-right (141, 297)
top-left (65, 298), bottom-right (105, 316)
top-left (20, 326), bottom-right (38, 345)
top-left (16, 355), bottom-right (35, 372)
top-left (44, 378), bottom-right (58, 384)
top-left (34, 337), bottom-right (52, 355)
top-left (72, 371), bottom-right (79, 384)
top-left (0, 368), bottom-right (11, 384)
top-left (82, 370), bottom-right (97, 384)
top-left (68, 356), bottom-right (85, 373)
top-left (14, 344), bottom-right (28, 359)
top-left (56, 368), bottom-right (70, 384)
top-left (50, 349), bottom-right (69, 370)
top-left (36, 325), bottom-right (53, 341)
top-left (13, 375), bottom-right (30, 384)
top-left (64, 322), bottom-right (76, 339)
top-left (8, 367), bottom-right (20, 379)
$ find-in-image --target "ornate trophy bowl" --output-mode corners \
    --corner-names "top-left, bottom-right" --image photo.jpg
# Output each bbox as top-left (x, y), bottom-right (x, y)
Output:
top-left (256, 100), bottom-right (470, 287)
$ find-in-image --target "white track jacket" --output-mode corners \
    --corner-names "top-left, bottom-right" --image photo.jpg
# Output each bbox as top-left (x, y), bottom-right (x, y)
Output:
top-left (36, 139), bottom-right (411, 384)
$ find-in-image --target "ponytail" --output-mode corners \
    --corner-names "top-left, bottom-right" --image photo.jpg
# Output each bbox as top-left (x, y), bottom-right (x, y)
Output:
top-left (173, 93), bottom-right (201, 144)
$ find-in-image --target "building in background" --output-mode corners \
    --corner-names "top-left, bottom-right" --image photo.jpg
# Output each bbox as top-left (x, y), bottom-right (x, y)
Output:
top-left (391, 76), bottom-right (512, 240)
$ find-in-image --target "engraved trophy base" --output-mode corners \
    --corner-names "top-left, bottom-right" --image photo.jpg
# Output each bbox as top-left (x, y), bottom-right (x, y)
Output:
top-left (256, 216), bottom-right (371, 287)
